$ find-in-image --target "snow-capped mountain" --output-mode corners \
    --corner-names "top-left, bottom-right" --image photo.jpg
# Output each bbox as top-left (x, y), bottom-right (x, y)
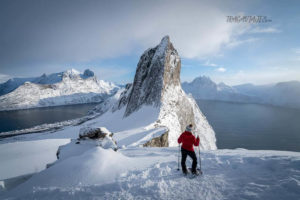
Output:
top-left (90, 36), bottom-right (216, 149)
top-left (182, 76), bottom-right (259, 103)
top-left (183, 76), bottom-right (300, 109)
top-left (0, 69), bottom-right (120, 111)
top-left (234, 81), bottom-right (300, 108)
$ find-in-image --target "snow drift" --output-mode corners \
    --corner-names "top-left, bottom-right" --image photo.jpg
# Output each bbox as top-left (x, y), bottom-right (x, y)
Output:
top-left (2, 147), bottom-right (300, 200)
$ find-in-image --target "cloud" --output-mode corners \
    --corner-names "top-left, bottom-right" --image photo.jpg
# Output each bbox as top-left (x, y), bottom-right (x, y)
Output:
top-left (91, 66), bottom-right (133, 83)
top-left (0, 73), bottom-right (10, 83)
top-left (0, 0), bottom-right (250, 73)
top-left (216, 67), bottom-right (227, 72)
top-left (226, 38), bottom-right (259, 48)
top-left (210, 68), bottom-right (300, 85)
top-left (293, 48), bottom-right (300, 60)
top-left (249, 27), bottom-right (281, 33)
top-left (203, 60), bottom-right (218, 67)
top-left (294, 48), bottom-right (300, 54)
top-left (203, 60), bottom-right (227, 72)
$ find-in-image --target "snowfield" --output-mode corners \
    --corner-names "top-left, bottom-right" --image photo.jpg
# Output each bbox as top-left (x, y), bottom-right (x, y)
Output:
top-left (1, 145), bottom-right (299, 200)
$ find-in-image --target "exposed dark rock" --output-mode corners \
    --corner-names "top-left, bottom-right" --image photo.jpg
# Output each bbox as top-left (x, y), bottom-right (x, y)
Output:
top-left (83, 69), bottom-right (95, 77)
top-left (79, 127), bottom-right (114, 140)
top-left (112, 83), bottom-right (132, 112)
top-left (124, 36), bottom-right (171, 116)
top-left (143, 131), bottom-right (169, 147)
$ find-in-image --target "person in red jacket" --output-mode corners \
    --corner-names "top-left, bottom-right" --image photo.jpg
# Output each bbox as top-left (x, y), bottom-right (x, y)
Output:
top-left (178, 124), bottom-right (200, 174)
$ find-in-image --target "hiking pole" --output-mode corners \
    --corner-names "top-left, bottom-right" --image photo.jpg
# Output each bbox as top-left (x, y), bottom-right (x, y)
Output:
top-left (198, 134), bottom-right (203, 175)
top-left (177, 144), bottom-right (180, 171)
top-left (198, 144), bottom-right (203, 175)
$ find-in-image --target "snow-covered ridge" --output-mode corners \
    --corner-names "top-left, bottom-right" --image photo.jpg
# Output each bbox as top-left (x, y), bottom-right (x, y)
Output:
top-left (0, 69), bottom-right (120, 111)
top-left (183, 76), bottom-right (300, 109)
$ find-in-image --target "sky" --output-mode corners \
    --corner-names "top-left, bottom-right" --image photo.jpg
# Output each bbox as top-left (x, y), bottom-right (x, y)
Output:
top-left (0, 0), bottom-right (300, 85)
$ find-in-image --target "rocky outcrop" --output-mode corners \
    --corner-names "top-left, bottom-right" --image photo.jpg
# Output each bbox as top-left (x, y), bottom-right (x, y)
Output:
top-left (78, 127), bottom-right (117, 149)
top-left (143, 131), bottom-right (169, 147)
top-left (56, 127), bottom-right (117, 160)
top-left (79, 127), bottom-right (113, 139)
top-left (113, 83), bottom-right (132, 112)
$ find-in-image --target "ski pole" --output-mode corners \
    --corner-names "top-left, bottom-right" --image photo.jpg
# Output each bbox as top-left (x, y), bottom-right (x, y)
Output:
top-left (198, 139), bottom-right (203, 175)
top-left (177, 144), bottom-right (180, 171)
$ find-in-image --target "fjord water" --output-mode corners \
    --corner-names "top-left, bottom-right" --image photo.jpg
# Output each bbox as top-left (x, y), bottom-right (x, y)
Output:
top-left (0, 103), bottom-right (98, 133)
top-left (197, 99), bottom-right (300, 152)
top-left (1, 100), bottom-right (299, 152)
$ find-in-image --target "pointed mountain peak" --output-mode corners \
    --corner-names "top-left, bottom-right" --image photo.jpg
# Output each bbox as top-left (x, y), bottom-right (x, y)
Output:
top-left (124, 35), bottom-right (181, 116)
top-left (161, 35), bottom-right (170, 42)
top-left (191, 76), bottom-right (215, 86)
top-left (83, 69), bottom-right (95, 78)
top-left (159, 35), bottom-right (170, 47)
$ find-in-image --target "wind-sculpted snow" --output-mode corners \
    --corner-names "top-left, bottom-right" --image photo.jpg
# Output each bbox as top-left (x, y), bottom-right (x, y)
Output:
top-left (2, 148), bottom-right (300, 200)
top-left (0, 69), bottom-right (120, 111)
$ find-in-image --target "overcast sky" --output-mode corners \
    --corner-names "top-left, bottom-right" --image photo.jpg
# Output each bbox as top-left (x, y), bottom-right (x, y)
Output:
top-left (0, 0), bottom-right (300, 85)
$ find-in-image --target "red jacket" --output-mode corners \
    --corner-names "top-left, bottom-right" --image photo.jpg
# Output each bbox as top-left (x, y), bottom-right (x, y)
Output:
top-left (178, 131), bottom-right (200, 151)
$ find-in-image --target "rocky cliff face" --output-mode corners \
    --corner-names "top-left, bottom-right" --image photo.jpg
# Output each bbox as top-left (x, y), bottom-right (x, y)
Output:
top-left (111, 36), bottom-right (216, 149)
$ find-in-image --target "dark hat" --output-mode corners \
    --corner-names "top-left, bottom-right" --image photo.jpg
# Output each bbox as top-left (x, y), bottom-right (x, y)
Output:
top-left (185, 124), bottom-right (193, 132)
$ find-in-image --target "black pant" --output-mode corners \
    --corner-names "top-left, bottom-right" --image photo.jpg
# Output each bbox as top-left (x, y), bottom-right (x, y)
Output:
top-left (181, 148), bottom-right (197, 172)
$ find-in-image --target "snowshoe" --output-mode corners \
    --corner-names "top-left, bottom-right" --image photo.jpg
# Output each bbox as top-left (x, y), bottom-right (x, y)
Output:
top-left (188, 168), bottom-right (202, 176)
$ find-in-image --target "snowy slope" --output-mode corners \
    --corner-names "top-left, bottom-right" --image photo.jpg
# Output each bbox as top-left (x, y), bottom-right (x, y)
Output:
top-left (0, 139), bottom-right (70, 181)
top-left (0, 69), bottom-right (120, 111)
top-left (2, 146), bottom-right (299, 200)
top-left (0, 77), bottom-right (36, 96)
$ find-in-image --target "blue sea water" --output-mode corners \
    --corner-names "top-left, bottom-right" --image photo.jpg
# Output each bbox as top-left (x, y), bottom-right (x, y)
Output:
top-left (196, 99), bottom-right (300, 152)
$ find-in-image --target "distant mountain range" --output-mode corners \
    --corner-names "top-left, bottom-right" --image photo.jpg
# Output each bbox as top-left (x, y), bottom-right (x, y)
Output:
top-left (182, 76), bottom-right (300, 109)
top-left (1, 68), bottom-right (299, 111)
top-left (0, 69), bottom-right (120, 111)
